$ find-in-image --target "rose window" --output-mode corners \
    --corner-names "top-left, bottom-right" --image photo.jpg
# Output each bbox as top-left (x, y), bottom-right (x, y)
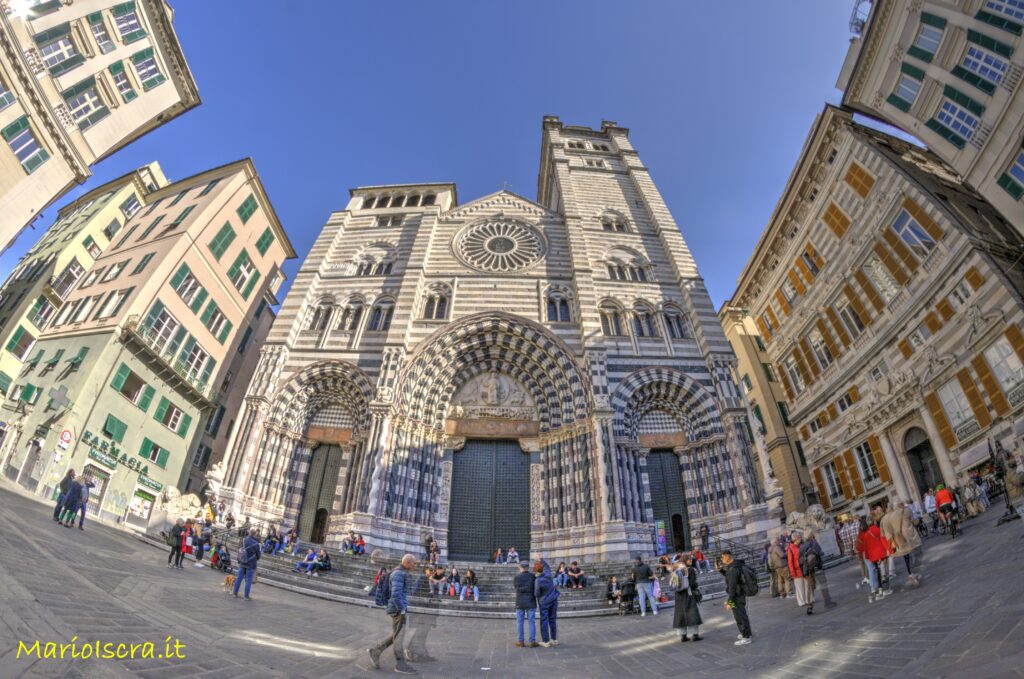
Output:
top-left (453, 220), bottom-right (546, 273)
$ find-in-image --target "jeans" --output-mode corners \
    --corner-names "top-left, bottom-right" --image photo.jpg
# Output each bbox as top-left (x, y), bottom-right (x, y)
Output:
top-left (554, 574), bottom-right (567, 587)
top-left (867, 560), bottom-right (880, 593)
top-left (731, 598), bottom-right (752, 638)
top-left (234, 565), bottom-right (256, 598)
top-left (460, 585), bottom-right (479, 601)
top-left (430, 580), bottom-right (446, 596)
top-left (636, 582), bottom-right (658, 614)
top-left (78, 501), bottom-right (87, 528)
top-left (195, 540), bottom-right (205, 563)
top-left (373, 612), bottom-right (407, 660)
top-left (515, 607), bottom-right (536, 643)
top-left (538, 600), bottom-right (558, 643)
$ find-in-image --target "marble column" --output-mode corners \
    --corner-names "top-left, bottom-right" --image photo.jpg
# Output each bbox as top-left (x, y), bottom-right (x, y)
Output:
top-left (876, 430), bottom-right (913, 501)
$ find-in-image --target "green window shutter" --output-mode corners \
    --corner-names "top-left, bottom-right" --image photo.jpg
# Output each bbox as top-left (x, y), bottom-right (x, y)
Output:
top-left (900, 62), bottom-right (926, 80)
top-left (49, 54), bottom-right (85, 77)
top-left (171, 205), bottom-right (194, 225)
top-left (110, 362), bottom-right (131, 391)
top-left (237, 194), bottom-right (257, 224)
top-left (139, 215), bottom-right (164, 239)
top-left (131, 47), bottom-right (155, 63)
top-left (178, 336), bottom-right (196, 363)
top-left (170, 263), bottom-right (189, 289)
top-left (200, 300), bottom-right (216, 326)
top-left (155, 447), bottom-right (169, 469)
top-left (189, 287), bottom-right (208, 314)
top-left (29, 296), bottom-right (44, 319)
top-left (5, 325), bottom-right (25, 351)
top-left (920, 12), bottom-right (946, 28)
top-left (998, 173), bottom-right (1024, 200)
top-left (111, 1), bottom-right (137, 16)
top-left (105, 414), bottom-right (127, 443)
top-left (111, 287), bottom-right (134, 316)
top-left (0, 371), bottom-right (12, 396)
top-left (227, 250), bottom-right (247, 280)
top-left (168, 327), bottom-right (187, 356)
top-left (256, 227), bottom-right (275, 255)
top-left (926, 118), bottom-right (967, 149)
top-left (1, 116), bottom-right (29, 142)
top-left (32, 22), bottom-right (72, 46)
top-left (144, 300), bottom-right (165, 327)
top-left (967, 29), bottom-right (1014, 57)
top-left (139, 436), bottom-right (152, 458)
top-left (975, 9), bottom-right (1023, 36)
top-left (943, 84), bottom-right (986, 116)
top-left (60, 76), bottom-right (97, 101)
top-left (178, 413), bottom-right (192, 439)
top-left (109, 60), bottom-right (125, 75)
top-left (154, 396), bottom-right (170, 423)
top-left (87, 11), bottom-right (104, 24)
top-left (200, 356), bottom-right (217, 385)
top-left (242, 270), bottom-right (261, 300)
top-left (139, 384), bottom-right (155, 412)
top-left (907, 45), bottom-right (934, 63)
top-left (217, 320), bottom-right (233, 345)
top-left (208, 223), bottom-right (236, 260)
top-left (886, 93), bottom-right (911, 112)
top-left (951, 65), bottom-right (997, 95)
top-left (20, 384), bottom-right (37, 403)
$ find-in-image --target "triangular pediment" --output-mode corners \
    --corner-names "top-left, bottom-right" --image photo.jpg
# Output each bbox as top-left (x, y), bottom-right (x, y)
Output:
top-left (442, 189), bottom-right (561, 222)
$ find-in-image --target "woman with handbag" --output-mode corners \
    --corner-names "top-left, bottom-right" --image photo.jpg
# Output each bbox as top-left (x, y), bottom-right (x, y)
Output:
top-left (671, 556), bottom-right (704, 641)
top-left (447, 566), bottom-right (461, 597)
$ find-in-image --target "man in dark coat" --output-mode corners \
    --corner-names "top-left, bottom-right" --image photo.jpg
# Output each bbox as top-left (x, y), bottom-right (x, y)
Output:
top-left (369, 554), bottom-right (416, 674)
top-left (720, 550), bottom-right (752, 645)
top-left (233, 528), bottom-right (261, 599)
top-left (53, 469), bottom-right (75, 521)
top-left (57, 474), bottom-right (83, 527)
top-left (513, 563), bottom-right (538, 647)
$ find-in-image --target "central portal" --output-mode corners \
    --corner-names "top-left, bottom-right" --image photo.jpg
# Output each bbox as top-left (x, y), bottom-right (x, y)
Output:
top-left (298, 444), bottom-right (343, 542)
top-left (448, 439), bottom-right (531, 562)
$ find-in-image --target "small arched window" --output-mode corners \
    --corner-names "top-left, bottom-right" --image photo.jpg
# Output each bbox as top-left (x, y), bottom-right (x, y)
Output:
top-left (633, 305), bottom-right (658, 338)
top-left (391, 195), bottom-right (406, 208)
top-left (308, 301), bottom-right (333, 331)
top-left (546, 290), bottom-right (572, 322)
top-left (422, 193), bottom-right (436, 206)
top-left (367, 300), bottom-right (394, 332)
top-left (599, 303), bottom-right (625, 336)
top-left (372, 261), bottom-right (393, 276)
top-left (601, 216), bottom-right (628, 233)
top-left (423, 292), bottom-right (449, 320)
top-left (407, 194), bottom-right (421, 207)
top-left (363, 196), bottom-right (376, 209)
top-left (338, 300), bottom-right (363, 331)
top-left (663, 308), bottom-right (689, 339)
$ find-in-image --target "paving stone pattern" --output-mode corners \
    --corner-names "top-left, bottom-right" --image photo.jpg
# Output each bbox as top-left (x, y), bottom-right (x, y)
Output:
top-left (1, 483), bottom-right (1023, 678)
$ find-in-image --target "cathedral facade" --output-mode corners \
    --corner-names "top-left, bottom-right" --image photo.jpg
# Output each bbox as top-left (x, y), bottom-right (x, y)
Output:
top-left (218, 117), bottom-right (773, 562)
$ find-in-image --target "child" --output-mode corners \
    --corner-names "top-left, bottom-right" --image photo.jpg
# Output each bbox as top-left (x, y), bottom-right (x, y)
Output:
top-left (606, 575), bottom-right (622, 605)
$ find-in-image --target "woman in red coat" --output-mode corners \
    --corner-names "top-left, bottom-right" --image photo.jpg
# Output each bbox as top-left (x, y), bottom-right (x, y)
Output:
top-left (786, 533), bottom-right (808, 607)
top-left (857, 516), bottom-right (889, 602)
top-left (181, 519), bottom-right (194, 557)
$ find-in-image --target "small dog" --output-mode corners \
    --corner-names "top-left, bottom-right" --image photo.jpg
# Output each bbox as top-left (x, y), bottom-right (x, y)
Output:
top-left (223, 574), bottom-right (236, 590)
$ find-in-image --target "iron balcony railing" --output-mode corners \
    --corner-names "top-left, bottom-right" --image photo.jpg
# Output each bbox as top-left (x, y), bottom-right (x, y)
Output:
top-left (122, 315), bottom-right (214, 402)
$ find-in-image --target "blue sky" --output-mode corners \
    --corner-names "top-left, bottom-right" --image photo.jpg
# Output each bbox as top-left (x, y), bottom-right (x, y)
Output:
top-left (1, 0), bottom-right (860, 308)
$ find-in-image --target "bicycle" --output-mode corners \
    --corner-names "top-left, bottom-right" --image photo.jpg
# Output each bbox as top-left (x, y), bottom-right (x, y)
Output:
top-left (940, 505), bottom-right (959, 539)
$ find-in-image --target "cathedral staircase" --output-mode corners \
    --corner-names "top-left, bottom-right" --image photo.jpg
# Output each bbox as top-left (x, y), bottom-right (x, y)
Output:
top-left (136, 529), bottom-right (855, 619)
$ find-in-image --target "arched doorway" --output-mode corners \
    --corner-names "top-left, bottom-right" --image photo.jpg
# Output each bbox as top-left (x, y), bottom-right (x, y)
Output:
top-left (311, 508), bottom-right (329, 544)
top-left (646, 449), bottom-right (690, 553)
top-left (904, 427), bottom-right (942, 496)
top-left (297, 444), bottom-right (343, 541)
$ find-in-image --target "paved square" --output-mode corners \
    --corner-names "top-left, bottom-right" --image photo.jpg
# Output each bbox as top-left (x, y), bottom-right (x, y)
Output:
top-left (1, 483), bottom-right (1022, 678)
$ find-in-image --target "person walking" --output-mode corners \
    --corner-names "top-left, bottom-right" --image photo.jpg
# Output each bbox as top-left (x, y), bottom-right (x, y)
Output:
top-left (670, 557), bottom-right (703, 641)
top-left (77, 477), bottom-right (95, 530)
top-left (57, 472), bottom-right (83, 528)
top-left (233, 528), bottom-right (262, 600)
top-left (719, 550), bottom-right (752, 645)
top-left (798, 531), bottom-right (827, 614)
top-left (534, 560), bottom-right (559, 648)
top-left (53, 469), bottom-right (75, 521)
top-left (767, 537), bottom-right (791, 599)
top-left (858, 516), bottom-right (889, 602)
top-left (513, 563), bottom-right (538, 647)
top-left (879, 499), bottom-right (923, 589)
top-left (167, 518), bottom-right (185, 569)
top-left (630, 556), bottom-right (658, 617)
top-left (787, 532), bottom-right (809, 608)
top-left (369, 554), bottom-right (417, 674)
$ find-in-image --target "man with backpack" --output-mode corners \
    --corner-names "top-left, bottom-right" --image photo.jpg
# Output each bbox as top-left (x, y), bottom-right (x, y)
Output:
top-left (369, 554), bottom-right (417, 674)
top-left (719, 549), bottom-right (755, 645)
top-left (798, 531), bottom-right (828, 614)
top-left (234, 528), bottom-right (261, 600)
top-left (629, 556), bottom-right (659, 617)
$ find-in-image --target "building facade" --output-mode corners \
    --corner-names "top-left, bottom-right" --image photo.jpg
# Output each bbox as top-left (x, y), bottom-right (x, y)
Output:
top-left (718, 303), bottom-right (813, 514)
top-left (0, 158), bottom-right (293, 528)
top-left (838, 0), bottom-right (1024, 235)
top-left (731, 104), bottom-right (1024, 517)
top-left (0, 161), bottom-right (167, 397)
top-left (218, 117), bottom-right (772, 563)
top-left (0, 0), bottom-right (199, 252)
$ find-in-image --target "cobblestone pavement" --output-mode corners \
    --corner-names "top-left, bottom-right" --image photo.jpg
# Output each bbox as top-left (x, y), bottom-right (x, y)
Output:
top-left (2, 483), bottom-right (1023, 679)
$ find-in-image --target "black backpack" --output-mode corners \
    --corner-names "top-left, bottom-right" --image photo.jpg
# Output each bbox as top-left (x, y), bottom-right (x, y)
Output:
top-left (740, 563), bottom-right (760, 597)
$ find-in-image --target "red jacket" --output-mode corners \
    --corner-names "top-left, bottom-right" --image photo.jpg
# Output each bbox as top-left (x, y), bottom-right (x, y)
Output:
top-left (786, 542), bottom-right (803, 578)
top-left (935, 488), bottom-right (954, 507)
top-left (858, 526), bottom-right (889, 563)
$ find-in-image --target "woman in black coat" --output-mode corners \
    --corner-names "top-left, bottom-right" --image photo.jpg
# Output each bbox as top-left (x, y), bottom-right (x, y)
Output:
top-left (671, 555), bottom-right (703, 641)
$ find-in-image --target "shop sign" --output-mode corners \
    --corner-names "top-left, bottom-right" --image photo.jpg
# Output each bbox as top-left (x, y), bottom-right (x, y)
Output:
top-left (88, 449), bottom-right (118, 470)
top-left (137, 474), bottom-right (163, 492)
top-left (82, 430), bottom-right (150, 476)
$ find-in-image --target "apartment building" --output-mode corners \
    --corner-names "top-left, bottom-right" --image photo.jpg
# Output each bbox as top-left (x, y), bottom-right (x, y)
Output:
top-left (0, 0), bottom-right (198, 251)
top-left (0, 158), bottom-right (294, 528)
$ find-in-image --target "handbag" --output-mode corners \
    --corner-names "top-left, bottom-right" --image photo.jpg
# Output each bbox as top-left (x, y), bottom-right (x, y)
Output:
top-left (693, 589), bottom-right (703, 603)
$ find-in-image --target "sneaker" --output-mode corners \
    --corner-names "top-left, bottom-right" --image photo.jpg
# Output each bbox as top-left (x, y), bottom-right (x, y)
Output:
top-left (692, 635), bottom-right (703, 641)
top-left (394, 660), bottom-right (417, 674)
top-left (515, 642), bottom-right (524, 648)
top-left (867, 594), bottom-right (874, 603)
top-left (528, 642), bottom-right (538, 648)
top-left (195, 563), bottom-right (204, 568)
top-left (640, 612), bottom-right (645, 617)
top-left (551, 640), bottom-right (559, 646)
top-left (737, 634), bottom-right (744, 640)
top-left (539, 641), bottom-right (552, 648)
top-left (368, 648), bottom-right (381, 669)
top-left (167, 563), bottom-right (173, 569)
top-left (734, 638), bottom-right (752, 646)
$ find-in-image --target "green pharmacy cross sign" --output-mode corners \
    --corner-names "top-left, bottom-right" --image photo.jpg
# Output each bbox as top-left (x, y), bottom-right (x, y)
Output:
top-left (82, 430), bottom-right (152, 478)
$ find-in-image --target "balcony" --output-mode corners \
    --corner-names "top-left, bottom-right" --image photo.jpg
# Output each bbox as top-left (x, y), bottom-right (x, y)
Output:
top-left (120, 315), bottom-right (214, 407)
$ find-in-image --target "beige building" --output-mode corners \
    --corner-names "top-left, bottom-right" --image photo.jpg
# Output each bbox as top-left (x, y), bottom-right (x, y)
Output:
top-left (839, 0), bottom-right (1024, 235)
top-left (0, 158), bottom-right (294, 528)
top-left (731, 104), bottom-right (1024, 516)
top-left (0, 0), bottom-right (198, 252)
top-left (0, 161), bottom-right (167, 397)
top-left (719, 303), bottom-right (812, 514)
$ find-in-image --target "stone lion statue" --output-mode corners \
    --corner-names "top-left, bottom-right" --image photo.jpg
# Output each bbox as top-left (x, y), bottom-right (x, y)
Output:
top-left (159, 485), bottom-right (202, 519)
top-left (786, 504), bottom-right (835, 533)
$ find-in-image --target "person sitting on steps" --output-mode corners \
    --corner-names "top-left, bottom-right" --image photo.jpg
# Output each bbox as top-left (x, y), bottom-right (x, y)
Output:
top-left (460, 568), bottom-right (479, 602)
top-left (606, 575), bottom-right (622, 605)
top-left (567, 561), bottom-right (586, 589)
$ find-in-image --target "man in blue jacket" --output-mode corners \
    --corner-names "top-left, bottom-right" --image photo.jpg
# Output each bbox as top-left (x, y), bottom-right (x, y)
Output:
top-left (233, 528), bottom-right (261, 600)
top-left (534, 559), bottom-right (560, 647)
top-left (514, 563), bottom-right (538, 647)
top-left (369, 554), bottom-right (417, 674)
